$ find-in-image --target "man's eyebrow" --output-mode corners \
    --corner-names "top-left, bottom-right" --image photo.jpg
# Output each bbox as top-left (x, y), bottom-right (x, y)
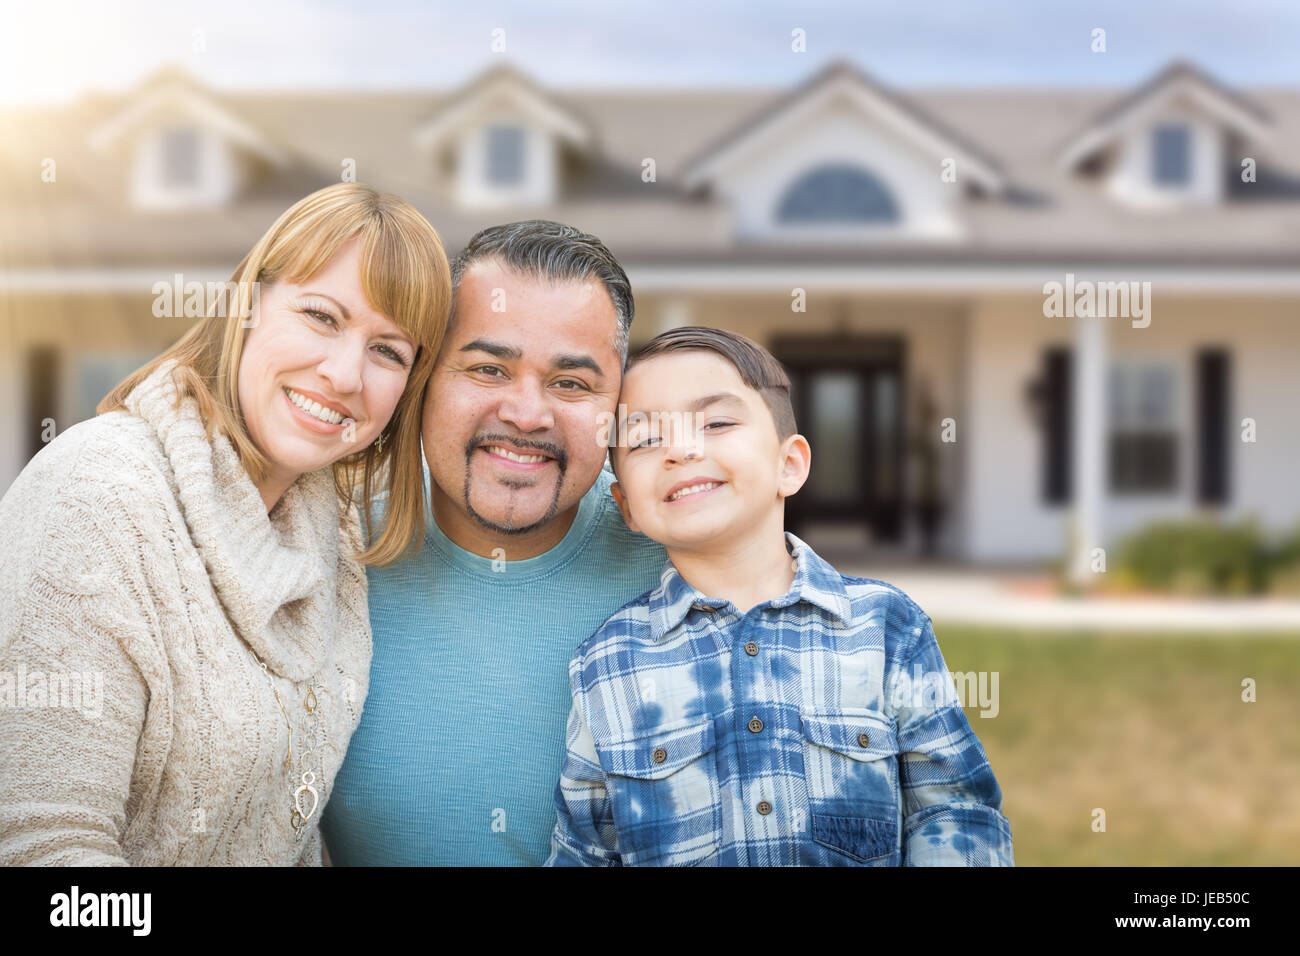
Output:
top-left (459, 341), bottom-right (604, 376)
top-left (622, 391), bottom-right (746, 420)
top-left (459, 338), bottom-right (522, 360)
top-left (553, 353), bottom-right (605, 377)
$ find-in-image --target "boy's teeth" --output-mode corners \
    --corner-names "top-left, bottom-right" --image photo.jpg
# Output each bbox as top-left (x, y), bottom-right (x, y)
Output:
top-left (285, 388), bottom-right (344, 425)
top-left (487, 446), bottom-right (548, 463)
top-left (669, 481), bottom-right (720, 501)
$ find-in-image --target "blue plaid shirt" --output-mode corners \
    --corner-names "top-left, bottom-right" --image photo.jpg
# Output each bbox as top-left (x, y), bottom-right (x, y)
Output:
top-left (544, 532), bottom-right (1014, 866)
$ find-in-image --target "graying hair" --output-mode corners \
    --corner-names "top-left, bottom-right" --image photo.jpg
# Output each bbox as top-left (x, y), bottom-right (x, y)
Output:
top-left (448, 220), bottom-right (634, 367)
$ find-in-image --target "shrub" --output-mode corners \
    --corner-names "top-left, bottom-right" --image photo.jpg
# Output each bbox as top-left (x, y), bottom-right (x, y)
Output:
top-left (1265, 521), bottom-right (1300, 596)
top-left (1112, 516), bottom-right (1270, 596)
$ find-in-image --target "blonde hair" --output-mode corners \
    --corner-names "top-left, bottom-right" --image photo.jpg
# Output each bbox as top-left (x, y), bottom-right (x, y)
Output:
top-left (100, 182), bottom-right (451, 567)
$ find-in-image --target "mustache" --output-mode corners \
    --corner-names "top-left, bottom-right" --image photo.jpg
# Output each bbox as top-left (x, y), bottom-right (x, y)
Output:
top-left (466, 433), bottom-right (568, 470)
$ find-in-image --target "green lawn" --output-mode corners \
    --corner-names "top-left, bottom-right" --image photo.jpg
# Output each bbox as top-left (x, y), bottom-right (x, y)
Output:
top-left (930, 624), bottom-right (1300, 866)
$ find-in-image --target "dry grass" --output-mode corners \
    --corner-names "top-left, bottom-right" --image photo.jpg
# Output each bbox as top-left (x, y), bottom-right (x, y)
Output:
top-left (931, 624), bottom-right (1300, 865)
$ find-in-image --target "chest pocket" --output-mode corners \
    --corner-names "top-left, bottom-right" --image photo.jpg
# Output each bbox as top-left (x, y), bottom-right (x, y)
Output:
top-left (800, 709), bottom-right (901, 863)
top-left (597, 717), bottom-right (722, 866)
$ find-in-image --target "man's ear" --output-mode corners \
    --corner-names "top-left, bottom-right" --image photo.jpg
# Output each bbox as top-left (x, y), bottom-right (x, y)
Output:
top-left (609, 480), bottom-right (641, 534)
top-left (777, 434), bottom-right (812, 500)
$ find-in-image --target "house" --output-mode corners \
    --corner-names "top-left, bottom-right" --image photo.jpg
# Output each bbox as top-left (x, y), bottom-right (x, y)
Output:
top-left (2, 59), bottom-right (1298, 578)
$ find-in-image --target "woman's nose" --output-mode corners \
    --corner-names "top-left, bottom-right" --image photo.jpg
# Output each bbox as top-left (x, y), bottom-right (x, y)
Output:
top-left (317, 336), bottom-right (366, 397)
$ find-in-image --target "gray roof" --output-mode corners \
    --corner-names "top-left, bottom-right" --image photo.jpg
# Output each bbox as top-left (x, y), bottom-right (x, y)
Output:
top-left (3, 59), bottom-right (1299, 271)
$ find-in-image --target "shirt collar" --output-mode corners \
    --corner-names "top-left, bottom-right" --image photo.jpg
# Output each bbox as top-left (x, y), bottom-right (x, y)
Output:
top-left (647, 531), bottom-right (853, 642)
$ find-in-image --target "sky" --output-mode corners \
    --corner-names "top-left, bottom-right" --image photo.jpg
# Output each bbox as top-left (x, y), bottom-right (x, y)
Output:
top-left (2, 0), bottom-right (1298, 105)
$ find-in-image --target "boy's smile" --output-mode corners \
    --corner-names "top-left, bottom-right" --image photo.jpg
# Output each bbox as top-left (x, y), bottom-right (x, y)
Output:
top-left (663, 478), bottom-right (726, 504)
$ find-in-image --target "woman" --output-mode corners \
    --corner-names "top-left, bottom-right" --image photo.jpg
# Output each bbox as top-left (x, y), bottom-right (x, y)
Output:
top-left (0, 183), bottom-right (450, 865)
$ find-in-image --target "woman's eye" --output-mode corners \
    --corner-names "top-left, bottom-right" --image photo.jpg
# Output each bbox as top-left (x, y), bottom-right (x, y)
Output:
top-left (704, 421), bottom-right (734, 431)
top-left (374, 344), bottom-right (408, 367)
top-left (305, 308), bottom-right (338, 328)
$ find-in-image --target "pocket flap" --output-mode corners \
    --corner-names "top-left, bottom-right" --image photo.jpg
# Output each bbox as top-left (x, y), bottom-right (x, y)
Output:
top-left (800, 709), bottom-right (897, 762)
top-left (598, 717), bottom-right (717, 780)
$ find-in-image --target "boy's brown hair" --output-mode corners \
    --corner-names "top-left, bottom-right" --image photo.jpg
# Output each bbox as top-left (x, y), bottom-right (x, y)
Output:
top-left (612, 326), bottom-right (797, 472)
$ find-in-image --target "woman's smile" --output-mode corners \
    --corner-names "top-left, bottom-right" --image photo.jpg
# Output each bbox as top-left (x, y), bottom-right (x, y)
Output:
top-left (282, 386), bottom-right (354, 435)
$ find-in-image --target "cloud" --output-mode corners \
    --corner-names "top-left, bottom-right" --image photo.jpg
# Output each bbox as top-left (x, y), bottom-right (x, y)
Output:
top-left (2, 0), bottom-right (1298, 105)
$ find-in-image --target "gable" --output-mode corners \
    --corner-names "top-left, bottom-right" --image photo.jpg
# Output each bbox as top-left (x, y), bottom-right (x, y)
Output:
top-left (1058, 62), bottom-right (1272, 208)
top-left (413, 65), bottom-right (593, 208)
top-left (680, 62), bottom-right (1002, 242)
top-left (692, 86), bottom-right (973, 241)
top-left (86, 78), bottom-right (288, 209)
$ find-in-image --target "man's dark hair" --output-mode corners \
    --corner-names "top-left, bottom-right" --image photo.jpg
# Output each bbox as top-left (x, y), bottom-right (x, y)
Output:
top-left (611, 326), bottom-right (798, 477)
top-left (448, 220), bottom-right (634, 366)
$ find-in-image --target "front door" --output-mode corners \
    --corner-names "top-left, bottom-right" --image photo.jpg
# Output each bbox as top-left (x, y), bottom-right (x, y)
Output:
top-left (774, 335), bottom-right (905, 545)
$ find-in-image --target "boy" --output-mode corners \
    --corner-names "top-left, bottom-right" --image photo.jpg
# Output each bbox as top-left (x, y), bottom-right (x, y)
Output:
top-left (543, 327), bottom-right (1013, 866)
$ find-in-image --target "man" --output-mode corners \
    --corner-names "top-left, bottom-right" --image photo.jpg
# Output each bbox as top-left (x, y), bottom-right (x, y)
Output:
top-left (321, 220), bottom-right (667, 865)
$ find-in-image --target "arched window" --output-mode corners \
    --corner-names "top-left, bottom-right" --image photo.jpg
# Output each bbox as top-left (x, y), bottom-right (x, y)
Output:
top-left (776, 163), bottom-right (899, 223)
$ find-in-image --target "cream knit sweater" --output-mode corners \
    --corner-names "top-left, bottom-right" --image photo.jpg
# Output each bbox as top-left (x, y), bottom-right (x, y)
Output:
top-left (0, 361), bottom-right (372, 865)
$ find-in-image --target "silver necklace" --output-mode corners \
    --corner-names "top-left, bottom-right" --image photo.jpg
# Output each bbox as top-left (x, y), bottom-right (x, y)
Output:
top-left (251, 653), bottom-right (323, 840)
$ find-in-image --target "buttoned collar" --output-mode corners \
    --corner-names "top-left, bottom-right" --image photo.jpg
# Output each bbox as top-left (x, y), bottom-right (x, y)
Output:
top-left (647, 531), bottom-right (853, 642)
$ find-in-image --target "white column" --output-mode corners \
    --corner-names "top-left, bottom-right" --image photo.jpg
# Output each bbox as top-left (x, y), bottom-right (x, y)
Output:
top-left (1069, 311), bottom-right (1108, 587)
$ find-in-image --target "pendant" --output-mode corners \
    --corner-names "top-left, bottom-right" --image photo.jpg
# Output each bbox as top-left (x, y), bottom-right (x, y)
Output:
top-left (293, 770), bottom-right (319, 826)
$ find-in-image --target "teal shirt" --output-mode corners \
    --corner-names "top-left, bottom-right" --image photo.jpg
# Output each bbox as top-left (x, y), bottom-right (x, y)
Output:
top-left (321, 464), bottom-right (667, 866)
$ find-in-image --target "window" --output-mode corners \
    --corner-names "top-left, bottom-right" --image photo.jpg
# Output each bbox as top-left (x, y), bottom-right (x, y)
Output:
top-left (1109, 361), bottom-right (1178, 493)
top-left (72, 352), bottom-right (156, 426)
top-left (777, 163), bottom-right (899, 223)
top-left (161, 126), bottom-right (201, 188)
top-left (807, 372), bottom-right (861, 502)
top-left (486, 125), bottom-right (525, 185)
top-left (1152, 124), bottom-right (1191, 185)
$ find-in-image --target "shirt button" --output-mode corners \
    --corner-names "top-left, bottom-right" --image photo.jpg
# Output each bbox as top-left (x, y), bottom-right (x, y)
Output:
top-left (858, 732), bottom-right (871, 748)
top-left (756, 800), bottom-right (772, 816)
top-left (652, 748), bottom-right (667, 764)
top-left (744, 641), bottom-right (759, 656)
top-left (747, 717), bottom-right (764, 734)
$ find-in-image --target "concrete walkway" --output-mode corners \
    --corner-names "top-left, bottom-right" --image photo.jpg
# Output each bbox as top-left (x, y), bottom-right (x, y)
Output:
top-left (833, 558), bottom-right (1300, 632)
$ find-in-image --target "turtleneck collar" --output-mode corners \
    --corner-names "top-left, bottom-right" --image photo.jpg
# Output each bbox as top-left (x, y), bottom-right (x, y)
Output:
top-left (123, 360), bottom-right (349, 682)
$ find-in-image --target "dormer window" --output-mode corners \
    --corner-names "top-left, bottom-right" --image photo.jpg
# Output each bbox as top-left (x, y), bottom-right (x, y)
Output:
top-left (1059, 63), bottom-right (1270, 209)
top-left (84, 72), bottom-right (289, 211)
top-left (1152, 123), bottom-right (1191, 185)
top-left (412, 65), bottom-right (595, 209)
top-left (160, 125), bottom-right (201, 188)
top-left (486, 124), bottom-right (525, 185)
top-left (777, 164), bottom-right (900, 223)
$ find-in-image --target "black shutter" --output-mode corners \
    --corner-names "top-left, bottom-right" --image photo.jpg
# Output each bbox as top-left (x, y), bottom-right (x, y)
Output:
top-left (1043, 347), bottom-right (1072, 504)
top-left (25, 346), bottom-right (59, 465)
top-left (1195, 348), bottom-right (1230, 505)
